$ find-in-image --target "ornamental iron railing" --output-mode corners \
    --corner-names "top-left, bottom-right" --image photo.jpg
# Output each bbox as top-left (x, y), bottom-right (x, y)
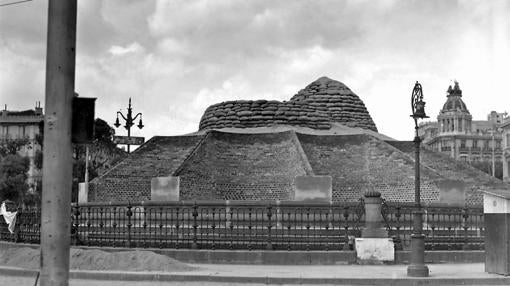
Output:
top-left (381, 201), bottom-right (484, 250)
top-left (0, 200), bottom-right (483, 251)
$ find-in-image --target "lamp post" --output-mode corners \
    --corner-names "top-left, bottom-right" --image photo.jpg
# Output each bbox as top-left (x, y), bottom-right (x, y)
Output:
top-left (114, 98), bottom-right (144, 153)
top-left (489, 127), bottom-right (503, 177)
top-left (407, 81), bottom-right (430, 277)
top-left (491, 129), bottom-right (496, 177)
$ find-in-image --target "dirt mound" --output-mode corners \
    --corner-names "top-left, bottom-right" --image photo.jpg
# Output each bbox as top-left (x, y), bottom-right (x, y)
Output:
top-left (0, 247), bottom-right (39, 269)
top-left (0, 247), bottom-right (196, 272)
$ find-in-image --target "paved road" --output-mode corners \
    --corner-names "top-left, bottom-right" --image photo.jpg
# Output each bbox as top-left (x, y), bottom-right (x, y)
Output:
top-left (1, 263), bottom-right (508, 286)
top-left (0, 276), bottom-right (348, 286)
top-left (1, 276), bottom-right (508, 286)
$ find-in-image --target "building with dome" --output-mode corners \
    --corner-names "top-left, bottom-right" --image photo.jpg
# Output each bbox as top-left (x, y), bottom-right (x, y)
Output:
top-left (88, 77), bottom-right (507, 206)
top-left (419, 81), bottom-right (504, 165)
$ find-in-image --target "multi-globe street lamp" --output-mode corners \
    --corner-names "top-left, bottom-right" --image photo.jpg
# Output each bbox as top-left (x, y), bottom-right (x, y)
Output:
top-left (407, 81), bottom-right (430, 277)
top-left (114, 98), bottom-right (144, 153)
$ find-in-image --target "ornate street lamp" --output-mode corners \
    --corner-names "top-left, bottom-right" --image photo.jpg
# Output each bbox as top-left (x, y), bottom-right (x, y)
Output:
top-left (408, 81), bottom-right (430, 277)
top-left (114, 98), bottom-right (144, 153)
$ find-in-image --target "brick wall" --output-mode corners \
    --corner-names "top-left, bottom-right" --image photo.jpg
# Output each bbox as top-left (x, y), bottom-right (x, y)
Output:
top-left (89, 135), bottom-right (204, 202)
top-left (297, 133), bottom-right (441, 203)
top-left (387, 141), bottom-right (509, 206)
top-left (177, 131), bottom-right (308, 200)
top-left (89, 131), bottom-right (505, 205)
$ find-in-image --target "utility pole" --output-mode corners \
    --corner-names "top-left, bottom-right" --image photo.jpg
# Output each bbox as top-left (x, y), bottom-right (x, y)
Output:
top-left (492, 130), bottom-right (496, 177)
top-left (84, 146), bottom-right (89, 182)
top-left (40, 0), bottom-right (77, 285)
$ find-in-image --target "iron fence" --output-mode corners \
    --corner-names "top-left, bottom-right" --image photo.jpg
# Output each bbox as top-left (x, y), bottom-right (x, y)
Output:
top-left (382, 201), bottom-right (484, 250)
top-left (0, 200), bottom-right (483, 251)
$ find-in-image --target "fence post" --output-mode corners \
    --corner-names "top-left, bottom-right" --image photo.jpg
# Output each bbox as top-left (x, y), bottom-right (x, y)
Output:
top-left (192, 202), bottom-right (198, 249)
top-left (266, 205), bottom-right (273, 250)
top-left (462, 207), bottom-right (469, 250)
top-left (72, 204), bottom-right (81, 245)
top-left (394, 206), bottom-right (403, 250)
top-left (228, 202), bottom-right (234, 250)
top-left (362, 190), bottom-right (387, 238)
top-left (126, 202), bottom-right (133, 248)
top-left (248, 207), bottom-right (253, 251)
top-left (343, 206), bottom-right (350, 251)
top-left (14, 206), bottom-right (22, 243)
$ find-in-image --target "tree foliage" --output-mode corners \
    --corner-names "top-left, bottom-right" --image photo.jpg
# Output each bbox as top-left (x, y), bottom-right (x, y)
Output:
top-left (70, 118), bottom-right (126, 201)
top-left (0, 138), bottom-right (29, 157)
top-left (468, 161), bottom-right (503, 180)
top-left (73, 118), bottom-right (125, 180)
top-left (0, 154), bottom-right (29, 202)
top-left (7, 118), bottom-right (126, 203)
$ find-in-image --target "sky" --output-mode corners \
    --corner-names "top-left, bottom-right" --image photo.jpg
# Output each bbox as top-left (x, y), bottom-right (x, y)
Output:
top-left (1, 0), bottom-right (510, 141)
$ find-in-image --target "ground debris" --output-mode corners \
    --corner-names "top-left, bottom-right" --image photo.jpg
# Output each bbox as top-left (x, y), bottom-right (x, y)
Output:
top-left (0, 247), bottom-right (196, 272)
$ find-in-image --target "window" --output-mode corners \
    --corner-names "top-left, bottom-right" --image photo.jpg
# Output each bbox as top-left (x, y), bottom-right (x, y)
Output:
top-left (460, 140), bottom-right (466, 148)
top-left (473, 140), bottom-right (478, 148)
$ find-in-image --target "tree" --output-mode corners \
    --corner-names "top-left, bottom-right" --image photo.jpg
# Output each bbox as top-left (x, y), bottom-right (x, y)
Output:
top-left (0, 138), bottom-right (29, 157)
top-left (73, 118), bottom-right (125, 178)
top-left (71, 118), bottom-right (126, 201)
top-left (0, 154), bottom-right (29, 202)
top-left (33, 118), bottom-right (126, 202)
top-left (0, 137), bottom-right (31, 203)
top-left (469, 160), bottom-right (503, 180)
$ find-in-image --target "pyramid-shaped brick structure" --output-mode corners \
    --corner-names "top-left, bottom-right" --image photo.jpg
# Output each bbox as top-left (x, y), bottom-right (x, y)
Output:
top-left (89, 77), bottom-right (507, 205)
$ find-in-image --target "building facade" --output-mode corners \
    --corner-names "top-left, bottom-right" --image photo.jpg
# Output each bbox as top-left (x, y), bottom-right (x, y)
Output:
top-left (0, 103), bottom-right (44, 189)
top-left (419, 82), bottom-right (503, 165)
top-left (501, 117), bottom-right (510, 182)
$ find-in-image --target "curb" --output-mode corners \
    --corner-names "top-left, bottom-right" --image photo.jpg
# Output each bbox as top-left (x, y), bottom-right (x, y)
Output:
top-left (0, 242), bottom-right (485, 265)
top-left (1, 266), bottom-right (509, 285)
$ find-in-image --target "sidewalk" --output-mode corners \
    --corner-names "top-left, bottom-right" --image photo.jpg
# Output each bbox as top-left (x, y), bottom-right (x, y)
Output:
top-left (1, 263), bottom-right (509, 285)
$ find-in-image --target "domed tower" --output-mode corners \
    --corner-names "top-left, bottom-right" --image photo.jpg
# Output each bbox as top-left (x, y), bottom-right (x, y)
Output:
top-left (437, 81), bottom-right (472, 135)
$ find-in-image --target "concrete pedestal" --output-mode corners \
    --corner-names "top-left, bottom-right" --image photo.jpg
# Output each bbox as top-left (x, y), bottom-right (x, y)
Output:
top-left (151, 176), bottom-right (180, 201)
top-left (356, 190), bottom-right (394, 264)
top-left (484, 190), bottom-right (510, 275)
top-left (294, 176), bottom-right (332, 202)
top-left (78, 182), bottom-right (88, 203)
top-left (355, 238), bottom-right (394, 264)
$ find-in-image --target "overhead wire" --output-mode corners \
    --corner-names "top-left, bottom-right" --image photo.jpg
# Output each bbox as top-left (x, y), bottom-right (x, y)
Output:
top-left (0, 0), bottom-right (33, 7)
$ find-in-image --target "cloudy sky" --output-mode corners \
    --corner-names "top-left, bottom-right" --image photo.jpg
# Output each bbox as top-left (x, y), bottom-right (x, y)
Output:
top-left (1, 0), bottom-right (509, 141)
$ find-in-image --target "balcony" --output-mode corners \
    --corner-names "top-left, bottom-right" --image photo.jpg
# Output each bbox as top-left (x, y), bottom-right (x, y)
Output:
top-left (482, 147), bottom-right (502, 154)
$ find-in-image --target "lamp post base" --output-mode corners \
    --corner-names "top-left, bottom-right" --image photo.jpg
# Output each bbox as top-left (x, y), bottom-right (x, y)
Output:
top-left (407, 264), bottom-right (430, 277)
top-left (407, 233), bottom-right (429, 277)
